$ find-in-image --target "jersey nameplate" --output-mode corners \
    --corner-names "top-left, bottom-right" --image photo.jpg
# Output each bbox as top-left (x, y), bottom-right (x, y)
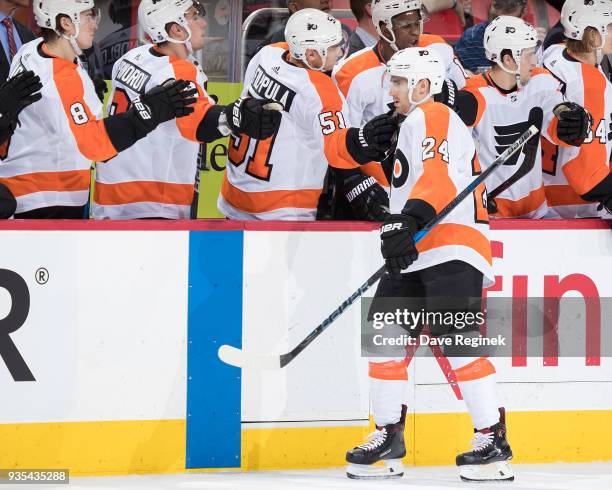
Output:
top-left (115, 59), bottom-right (152, 94)
top-left (250, 65), bottom-right (296, 111)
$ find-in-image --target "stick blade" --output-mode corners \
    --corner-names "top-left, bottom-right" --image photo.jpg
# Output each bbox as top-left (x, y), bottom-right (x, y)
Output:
top-left (217, 344), bottom-right (281, 370)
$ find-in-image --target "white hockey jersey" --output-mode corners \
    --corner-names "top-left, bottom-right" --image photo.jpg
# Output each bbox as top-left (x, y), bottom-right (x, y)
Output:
top-left (540, 44), bottom-right (611, 218)
top-left (462, 68), bottom-right (570, 218)
top-left (0, 39), bottom-right (118, 214)
top-left (218, 42), bottom-right (363, 221)
top-left (332, 34), bottom-right (467, 128)
top-left (391, 101), bottom-right (493, 286)
top-left (92, 44), bottom-right (214, 220)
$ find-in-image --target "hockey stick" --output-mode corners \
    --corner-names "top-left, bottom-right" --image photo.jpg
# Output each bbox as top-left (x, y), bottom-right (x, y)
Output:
top-left (218, 125), bottom-right (539, 370)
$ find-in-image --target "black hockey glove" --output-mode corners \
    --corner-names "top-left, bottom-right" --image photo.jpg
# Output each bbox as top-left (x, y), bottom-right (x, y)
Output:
top-left (597, 194), bottom-right (612, 214)
top-left (347, 111), bottom-right (401, 163)
top-left (93, 76), bottom-right (108, 103)
top-left (224, 97), bottom-right (282, 140)
top-left (554, 102), bottom-right (592, 147)
top-left (344, 173), bottom-right (390, 221)
top-left (433, 78), bottom-right (458, 111)
top-left (130, 79), bottom-right (198, 133)
top-left (0, 70), bottom-right (42, 132)
top-left (380, 214), bottom-right (419, 275)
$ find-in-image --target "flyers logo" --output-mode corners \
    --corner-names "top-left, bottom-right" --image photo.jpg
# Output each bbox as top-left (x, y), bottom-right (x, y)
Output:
top-left (493, 107), bottom-right (543, 166)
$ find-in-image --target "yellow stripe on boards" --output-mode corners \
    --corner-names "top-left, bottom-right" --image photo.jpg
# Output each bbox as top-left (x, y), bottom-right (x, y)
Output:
top-left (0, 410), bottom-right (611, 476)
top-left (0, 420), bottom-right (185, 476)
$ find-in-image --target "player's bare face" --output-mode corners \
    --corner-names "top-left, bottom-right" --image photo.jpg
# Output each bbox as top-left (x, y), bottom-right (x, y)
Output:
top-left (76, 8), bottom-right (101, 50)
top-left (519, 47), bottom-right (537, 85)
top-left (185, 5), bottom-right (207, 51)
top-left (296, 0), bottom-right (331, 12)
top-left (390, 11), bottom-right (422, 50)
top-left (389, 76), bottom-right (410, 114)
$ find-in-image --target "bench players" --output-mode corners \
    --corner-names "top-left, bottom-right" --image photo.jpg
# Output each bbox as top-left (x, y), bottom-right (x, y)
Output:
top-left (93, 0), bottom-right (282, 220)
top-left (0, 0), bottom-right (197, 218)
top-left (447, 16), bottom-right (591, 218)
top-left (540, 0), bottom-right (612, 218)
top-left (217, 9), bottom-right (398, 220)
top-left (327, 0), bottom-right (467, 220)
top-left (345, 48), bottom-right (512, 482)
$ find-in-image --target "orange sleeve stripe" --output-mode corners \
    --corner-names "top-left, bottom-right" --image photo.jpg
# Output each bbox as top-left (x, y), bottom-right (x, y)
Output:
top-left (334, 49), bottom-right (380, 98)
top-left (563, 64), bottom-right (610, 195)
top-left (409, 104), bottom-right (457, 211)
top-left (463, 76), bottom-right (487, 127)
top-left (269, 42), bottom-right (289, 50)
top-left (221, 173), bottom-right (322, 213)
top-left (361, 162), bottom-right (389, 186)
top-left (531, 66), bottom-right (551, 77)
top-left (417, 223), bottom-right (492, 265)
top-left (369, 359), bottom-right (409, 380)
top-left (0, 170), bottom-right (90, 197)
top-left (94, 180), bottom-right (194, 206)
top-left (171, 59), bottom-right (214, 142)
top-left (52, 59), bottom-right (118, 161)
top-left (453, 357), bottom-right (496, 382)
top-left (545, 184), bottom-right (590, 206)
top-left (307, 70), bottom-right (359, 170)
top-left (491, 185), bottom-right (546, 217)
top-left (418, 33), bottom-right (446, 46)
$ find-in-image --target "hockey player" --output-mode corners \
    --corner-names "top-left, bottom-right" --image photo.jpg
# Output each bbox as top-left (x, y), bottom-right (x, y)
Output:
top-left (447, 16), bottom-right (591, 218)
top-left (325, 0), bottom-right (466, 221)
top-left (92, 0), bottom-right (282, 220)
top-left (0, 0), bottom-right (198, 218)
top-left (217, 9), bottom-right (398, 221)
top-left (540, 0), bottom-right (612, 217)
top-left (345, 48), bottom-right (513, 482)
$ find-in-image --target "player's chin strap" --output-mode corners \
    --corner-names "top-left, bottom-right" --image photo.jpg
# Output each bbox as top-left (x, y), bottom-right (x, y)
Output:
top-left (496, 59), bottom-right (522, 90)
top-left (58, 23), bottom-right (83, 56)
top-left (302, 48), bottom-right (329, 72)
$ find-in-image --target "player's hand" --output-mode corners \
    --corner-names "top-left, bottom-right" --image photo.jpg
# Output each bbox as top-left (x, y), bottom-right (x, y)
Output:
top-left (360, 112), bottom-right (399, 153)
top-left (224, 97), bottom-right (282, 140)
top-left (0, 70), bottom-right (43, 131)
top-left (344, 173), bottom-right (389, 221)
top-left (133, 79), bottom-right (198, 132)
top-left (380, 213), bottom-right (419, 275)
top-left (554, 102), bottom-right (592, 146)
top-left (433, 79), bottom-right (458, 111)
top-left (93, 77), bottom-right (108, 103)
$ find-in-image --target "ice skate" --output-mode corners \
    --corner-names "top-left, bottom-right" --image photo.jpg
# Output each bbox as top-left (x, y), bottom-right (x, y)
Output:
top-left (345, 420), bottom-right (406, 479)
top-left (456, 408), bottom-right (514, 482)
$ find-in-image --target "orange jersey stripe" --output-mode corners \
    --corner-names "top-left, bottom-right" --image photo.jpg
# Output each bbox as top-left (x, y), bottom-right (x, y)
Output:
top-left (94, 180), bottom-right (194, 206)
top-left (453, 357), bottom-right (496, 382)
top-left (369, 359), bottom-right (409, 380)
top-left (491, 185), bottom-right (546, 217)
top-left (221, 174), bottom-right (322, 214)
top-left (52, 55), bottom-right (118, 162)
top-left (545, 184), bottom-right (591, 206)
top-left (0, 170), bottom-right (90, 197)
top-left (409, 103), bottom-right (457, 212)
top-left (562, 64), bottom-right (610, 195)
top-left (463, 75), bottom-right (487, 127)
top-left (334, 48), bottom-right (380, 98)
top-left (418, 33), bottom-right (446, 46)
top-left (417, 223), bottom-right (492, 266)
top-left (170, 58), bottom-right (214, 142)
top-left (306, 70), bottom-right (359, 170)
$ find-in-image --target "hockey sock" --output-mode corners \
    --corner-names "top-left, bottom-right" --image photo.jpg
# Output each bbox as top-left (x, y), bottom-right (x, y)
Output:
top-left (369, 357), bottom-right (409, 426)
top-left (448, 356), bottom-right (500, 430)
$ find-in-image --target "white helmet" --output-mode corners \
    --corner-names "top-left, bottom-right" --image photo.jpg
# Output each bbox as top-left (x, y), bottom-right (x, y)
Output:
top-left (484, 16), bottom-right (538, 77)
top-left (387, 47), bottom-right (444, 107)
top-left (372, 0), bottom-right (422, 51)
top-left (34, 0), bottom-right (99, 54)
top-left (561, 0), bottom-right (612, 49)
top-left (285, 9), bottom-right (344, 72)
top-left (139, 0), bottom-right (195, 44)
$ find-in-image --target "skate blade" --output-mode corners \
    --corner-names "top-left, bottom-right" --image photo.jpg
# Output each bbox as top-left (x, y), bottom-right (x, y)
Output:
top-left (346, 459), bottom-right (404, 479)
top-left (459, 461), bottom-right (514, 482)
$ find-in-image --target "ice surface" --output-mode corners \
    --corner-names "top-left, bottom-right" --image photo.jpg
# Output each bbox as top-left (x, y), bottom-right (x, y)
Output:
top-left (28, 462), bottom-right (612, 490)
